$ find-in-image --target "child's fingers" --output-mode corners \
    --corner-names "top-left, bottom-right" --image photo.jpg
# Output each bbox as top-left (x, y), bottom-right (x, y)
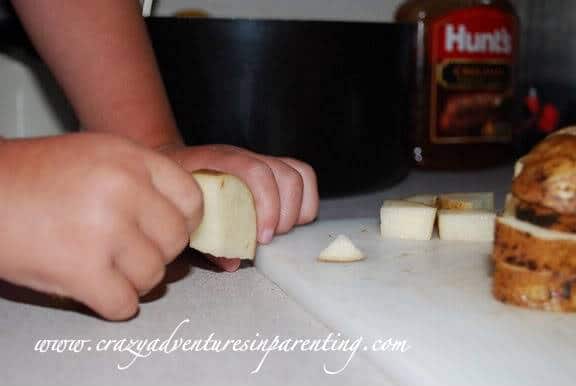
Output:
top-left (69, 267), bottom-right (139, 321)
top-left (204, 255), bottom-right (242, 272)
top-left (249, 156), bottom-right (304, 234)
top-left (136, 186), bottom-right (190, 262)
top-left (114, 233), bottom-right (166, 296)
top-left (240, 157), bottom-right (281, 243)
top-left (277, 157), bottom-right (319, 225)
top-left (143, 151), bottom-right (204, 234)
top-left (216, 149), bottom-right (317, 231)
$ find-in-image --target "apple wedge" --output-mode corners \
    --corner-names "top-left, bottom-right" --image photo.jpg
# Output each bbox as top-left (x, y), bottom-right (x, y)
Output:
top-left (318, 235), bottom-right (365, 262)
top-left (189, 171), bottom-right (257, 260)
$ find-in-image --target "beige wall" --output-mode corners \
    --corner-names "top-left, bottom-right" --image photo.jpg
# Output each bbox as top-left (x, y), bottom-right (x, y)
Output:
top-left (153, 0), bottom-right (403, 21)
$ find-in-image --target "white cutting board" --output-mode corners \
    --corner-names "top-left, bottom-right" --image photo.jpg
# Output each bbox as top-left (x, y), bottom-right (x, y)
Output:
top-left (255, 218), bottom-right (576, 386)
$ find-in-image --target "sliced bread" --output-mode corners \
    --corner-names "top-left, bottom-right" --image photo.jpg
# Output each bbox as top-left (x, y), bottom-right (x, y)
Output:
top-left (505, 194), bottom-right (576, 233)
top-left (493, 216), bottom-right (576, 273)
top-left (492, 260), bottom-right (576, 312)
top-left (512, 155), bottom-right (576, 215)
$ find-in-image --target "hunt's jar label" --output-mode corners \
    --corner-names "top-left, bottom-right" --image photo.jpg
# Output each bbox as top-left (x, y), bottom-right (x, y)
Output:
top-left (429, 7), bottom-right (517, 144)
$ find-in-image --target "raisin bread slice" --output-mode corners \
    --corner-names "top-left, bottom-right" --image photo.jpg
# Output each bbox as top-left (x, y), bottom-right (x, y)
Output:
top-left (492, 260), bottom-right (576, 312)
top-left (504, 194), bottom-right (576, 233)
top-left (512, 155), bottom-right (576, 215)
top-left (493, 216), bottom-right (576, 274)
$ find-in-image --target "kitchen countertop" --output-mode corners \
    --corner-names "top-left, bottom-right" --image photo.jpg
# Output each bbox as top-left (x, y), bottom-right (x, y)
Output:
top-left (0, 164), bottom-right (513, 386)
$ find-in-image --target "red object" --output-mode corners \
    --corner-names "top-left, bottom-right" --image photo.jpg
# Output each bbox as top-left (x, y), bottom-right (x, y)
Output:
top-left (427, 6), bottom-right (517, 143)
top-left (538, 104), bottom-right (560, 133)
top-left (525, 93), bottom-right (540, 115)
top-left (430, 7), bottom-right (517, 61)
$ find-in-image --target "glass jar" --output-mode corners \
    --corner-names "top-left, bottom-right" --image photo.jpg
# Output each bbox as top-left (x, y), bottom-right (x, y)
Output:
top-left (396, 0), bottom-right (519, 169)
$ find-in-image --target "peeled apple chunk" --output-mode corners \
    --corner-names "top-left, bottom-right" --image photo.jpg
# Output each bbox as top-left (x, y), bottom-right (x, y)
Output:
top-left (318, 235), bottom-right (365, 262)
top-left (380, 200), bottom-right (437, 241)
top-left (437, 209), bottom-right (496, 241)
top-left (189, 171), bottom-right (257, 260)
top-left (403, 194), bottom-right (438, 207)
top-left (438, 192), bottom-right (494, 211)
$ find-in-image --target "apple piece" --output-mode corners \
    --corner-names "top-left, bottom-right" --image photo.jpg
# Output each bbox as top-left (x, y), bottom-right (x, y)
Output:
top-left (318, 235), bottom-right (365, 262)
top-left (403, 194), bottom-right (438, 207)
top-left (437, 209), bottom-right (496, 241)
top-left (380, 200), bottom-right (437, 240)
top-left (438, 192), bottom-right (494, 211)
top-left (189, 171), bottom-right (257, 260)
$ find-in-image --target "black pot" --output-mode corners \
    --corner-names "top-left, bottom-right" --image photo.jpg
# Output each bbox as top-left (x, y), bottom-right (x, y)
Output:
top-left (147, 18), bottom-right (415, 195)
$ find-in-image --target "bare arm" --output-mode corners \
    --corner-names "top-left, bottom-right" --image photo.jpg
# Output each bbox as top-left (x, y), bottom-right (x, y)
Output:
top-left (11, 0), bottom-right (182, 148)
top-left (11, 0), bottom-right (320, 252)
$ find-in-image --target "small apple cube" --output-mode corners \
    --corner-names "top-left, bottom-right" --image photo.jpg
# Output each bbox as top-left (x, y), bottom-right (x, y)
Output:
top-left (380, 200), bottom-right (437, 240)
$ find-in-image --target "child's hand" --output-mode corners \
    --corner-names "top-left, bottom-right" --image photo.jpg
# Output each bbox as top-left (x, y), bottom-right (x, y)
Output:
top-left (159, 144), bottom-right (320, 244)
top-left (0, 133), bottom-right (202, 320)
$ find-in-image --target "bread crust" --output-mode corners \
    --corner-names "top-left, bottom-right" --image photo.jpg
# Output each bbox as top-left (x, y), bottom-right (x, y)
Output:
top-left (507, 194), bottom-right (576, 233)
top-left (495, 131), bottom-right (576, 312)
top-left (512, 155), bottom-right (576, 214)
top-left (492, 260), bottom-right (576, 312)
top-left (523, 135), bottom-right (576, 163)
top-left (550, 126), bottom-right (576, 137)
top-left (493, 219), bottom-right (576, 273)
